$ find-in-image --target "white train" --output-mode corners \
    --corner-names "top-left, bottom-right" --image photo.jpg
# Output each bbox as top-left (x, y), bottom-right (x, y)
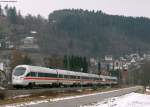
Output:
top-left (12, 65), bottom-right (117, 88)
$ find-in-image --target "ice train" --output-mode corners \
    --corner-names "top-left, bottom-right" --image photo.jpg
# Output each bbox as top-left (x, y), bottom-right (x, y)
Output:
top-left (12, 65), bottom-right (117, 88)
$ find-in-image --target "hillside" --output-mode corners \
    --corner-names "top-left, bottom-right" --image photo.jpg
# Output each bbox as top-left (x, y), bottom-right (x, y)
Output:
top-left (45, 9), bottom-right (150, 56)
top-left (1, 7), bottom-right (150, 56)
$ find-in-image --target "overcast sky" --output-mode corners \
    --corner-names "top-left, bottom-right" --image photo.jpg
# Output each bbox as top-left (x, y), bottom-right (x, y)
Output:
top-left (1, 0), bottom-right (150, 18)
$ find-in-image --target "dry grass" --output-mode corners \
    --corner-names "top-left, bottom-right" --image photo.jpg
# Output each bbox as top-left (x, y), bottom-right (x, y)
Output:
top-left (0, 86), bottom-right (124, 106)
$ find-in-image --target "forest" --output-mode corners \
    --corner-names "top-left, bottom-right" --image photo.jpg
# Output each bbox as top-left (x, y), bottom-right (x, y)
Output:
top-left (1, 6), bottom-right (150, 57)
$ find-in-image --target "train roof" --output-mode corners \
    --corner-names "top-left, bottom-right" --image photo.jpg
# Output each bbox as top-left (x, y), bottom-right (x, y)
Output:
top-left (14, 65), bottom-right (117, 80)
top-left (56, 69), bottom-right (77, 76)
top-left (100, 75), bottom-right (117, 80)
top-left (14, 65), bottom-right (57, 74)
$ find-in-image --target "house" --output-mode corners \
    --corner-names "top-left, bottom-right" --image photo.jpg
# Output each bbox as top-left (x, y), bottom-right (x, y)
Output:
top-left (105, 55), bottom-right (113, 61)
top-left (0, 39), bottom-right (14, 49)
top-left (114, 60), bottom-right (120, 70)
top-left (89, 58), bottom-right (98, 74)
top-left (19, 36), bottom-right (39, 51)
top-left (143, 53), bottom-right (150, 60)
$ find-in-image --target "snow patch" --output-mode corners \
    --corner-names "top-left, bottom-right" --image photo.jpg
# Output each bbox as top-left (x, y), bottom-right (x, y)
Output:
top-left (5, 100), bottom-right (49, 107)
top-left (12, 95), bottom-right (31, 99)
top-left (146, 88), bottom-right (150, 92)
top-left (3, 87), bottom-right (142, 107)
top-left (0, 86), bottom-right (5, 90)
top-left (81, 92), bottom-right (150, 107)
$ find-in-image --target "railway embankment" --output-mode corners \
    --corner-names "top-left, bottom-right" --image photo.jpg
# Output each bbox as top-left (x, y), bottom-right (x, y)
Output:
top-left (0, 85), bottom-right (143, 106)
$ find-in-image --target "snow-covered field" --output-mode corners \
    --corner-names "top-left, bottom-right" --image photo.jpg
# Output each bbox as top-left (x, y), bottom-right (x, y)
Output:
top-left (81, 92), bottom-right (150, 107)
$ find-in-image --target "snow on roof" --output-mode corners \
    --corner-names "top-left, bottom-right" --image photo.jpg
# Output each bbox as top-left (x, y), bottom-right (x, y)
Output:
top-left (30, 31), bottom-right (37, 34)
top-left (131, 58), bottom-right (136, 63)
top-left (25, 37), bottom-right (34, 39)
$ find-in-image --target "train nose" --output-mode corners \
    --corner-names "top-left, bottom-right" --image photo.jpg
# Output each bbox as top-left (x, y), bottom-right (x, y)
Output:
top-left (12, 76), bottom-right (24, 84)
top-left (12, 76), bottom-right (19, 80)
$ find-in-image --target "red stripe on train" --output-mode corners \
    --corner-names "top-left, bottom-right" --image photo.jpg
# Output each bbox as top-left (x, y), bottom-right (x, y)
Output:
top-left (23, 77), bottom-right (105, 83)
top-left (24, 77), bottom-right (59, 80)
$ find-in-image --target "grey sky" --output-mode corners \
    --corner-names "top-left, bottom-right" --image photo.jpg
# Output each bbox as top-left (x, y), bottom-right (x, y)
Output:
top-left (1, 0), bottom-right (150, 18)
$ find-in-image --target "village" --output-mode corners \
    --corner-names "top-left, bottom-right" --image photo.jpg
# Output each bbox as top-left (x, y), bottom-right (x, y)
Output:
top-left (0, 34), bottom-right (148, 87)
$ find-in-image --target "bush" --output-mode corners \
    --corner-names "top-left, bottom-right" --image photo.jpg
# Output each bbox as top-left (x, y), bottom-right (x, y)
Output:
top-left (0, 91), bottom-right (5, 100)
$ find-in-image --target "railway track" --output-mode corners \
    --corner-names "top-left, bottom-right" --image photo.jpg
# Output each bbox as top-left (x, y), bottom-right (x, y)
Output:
top-left (2, 85), bottom-right (108, 99)
top-left (0, 86), bottom-right (143, 107)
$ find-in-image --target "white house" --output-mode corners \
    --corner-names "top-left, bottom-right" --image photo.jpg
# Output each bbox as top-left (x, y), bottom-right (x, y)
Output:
top-left (19, 36), bottom-right (39, 50)
top-left (105, 55), bottom-right (113, 61)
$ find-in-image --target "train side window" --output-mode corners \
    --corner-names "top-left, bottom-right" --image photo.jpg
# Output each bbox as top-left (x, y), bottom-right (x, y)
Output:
top-left (26, 72), bottom-right (31, 77)
top-left (31, 72), bottom-right (36, 77)
top-left (45, 73), bottom-right (49, 77)
top-left (64, 75), bottom-right (66, 78)
top-left (70, 75), bottom-right (75, 79)
top-left (59, 74), bottom-right (63, 78)
top-left (64, 75), bottom-right (67, 78)
top-left (68, 75), bottom-right (71, 79)
top-left (44, 73), bottom-right (49, 77)
top-left (76, 76), bottom-right (78, 79)
top-left (85, 77), bottom-right (89, 80)
top-left (72, 76), bottom-right (75, 79)
top-left (50, 73), bottom-right (57, 78)
top-left (94, 78), bottom-right (98, 80)
top-left (38, 73), bottom-right (44, 77)
top-left (38, 73), bottom-right (58, 78)
top-left (38, 72), bottom-right (43, 77)
top-left (71, 76), bottom-right (74, 79)
top-left (64, 75), bottom-right (69, 78)
top-left (26, 72), bottom-right (36, 77)
top-left (83, 76), bottom-right (86, 79)
top-left (77, 76), bottom-right (80, 79)
top-left (70, 75), bottom-right (72, 79)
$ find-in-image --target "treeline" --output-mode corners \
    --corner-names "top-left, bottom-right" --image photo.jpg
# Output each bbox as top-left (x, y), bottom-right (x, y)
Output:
top-left (63, 55), bottom-right (88, 72)
top-left (1, 6), bottom-right (150, 56)
top-left (0, 5), bottom-right (46, 45)
top-left (47, 9), bottom-right (150, 56)
top-left (10, 50), bottom-right (88, 72)
top-left (0, 5), bottom-right (18, 24)
top-left (128, 60), bottom-right (150, 88)
top-left (10, 50), bottom-right (32, 70)
top-left (44, 55), bottom-right (88, 73)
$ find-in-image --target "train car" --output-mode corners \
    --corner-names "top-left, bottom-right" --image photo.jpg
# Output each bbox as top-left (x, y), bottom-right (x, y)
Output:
top-left (89, 74), bottom-right (100, 85)
top-left (109, 76), bottom-right (118, 84)
top-left (12, 65), bottom-right (118, 88)
top-left (12, 65), bottom-right (58, 87)
top-left (56, 69), bottom-right (78, 85)
top-left (100, 75), bottom-right (117, 85)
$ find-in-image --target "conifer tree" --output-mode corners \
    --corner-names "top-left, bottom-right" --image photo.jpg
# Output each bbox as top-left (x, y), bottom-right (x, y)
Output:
top-left (23, 55), bottom-right (32, 65)
top-left (7, 7), bottom-right (17, 24)
top-left (0, 5), bottom-right (3, 16)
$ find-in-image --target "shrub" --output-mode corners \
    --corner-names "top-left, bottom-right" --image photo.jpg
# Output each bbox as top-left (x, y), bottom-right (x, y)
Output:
top-left (0, 91), bottom-right (5, 100)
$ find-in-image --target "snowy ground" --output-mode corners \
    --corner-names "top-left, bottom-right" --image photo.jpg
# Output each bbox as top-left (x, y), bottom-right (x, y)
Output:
top-left (5, 92), bottom-right (150, 107)
top-left (1, 87), bottom-right (144, 107)
top-left (81, 92), bottom-right (150, 107)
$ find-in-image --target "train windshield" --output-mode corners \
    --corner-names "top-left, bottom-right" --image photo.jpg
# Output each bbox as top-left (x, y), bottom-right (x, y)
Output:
top-left (13, 67), bottom-right (26, 76)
